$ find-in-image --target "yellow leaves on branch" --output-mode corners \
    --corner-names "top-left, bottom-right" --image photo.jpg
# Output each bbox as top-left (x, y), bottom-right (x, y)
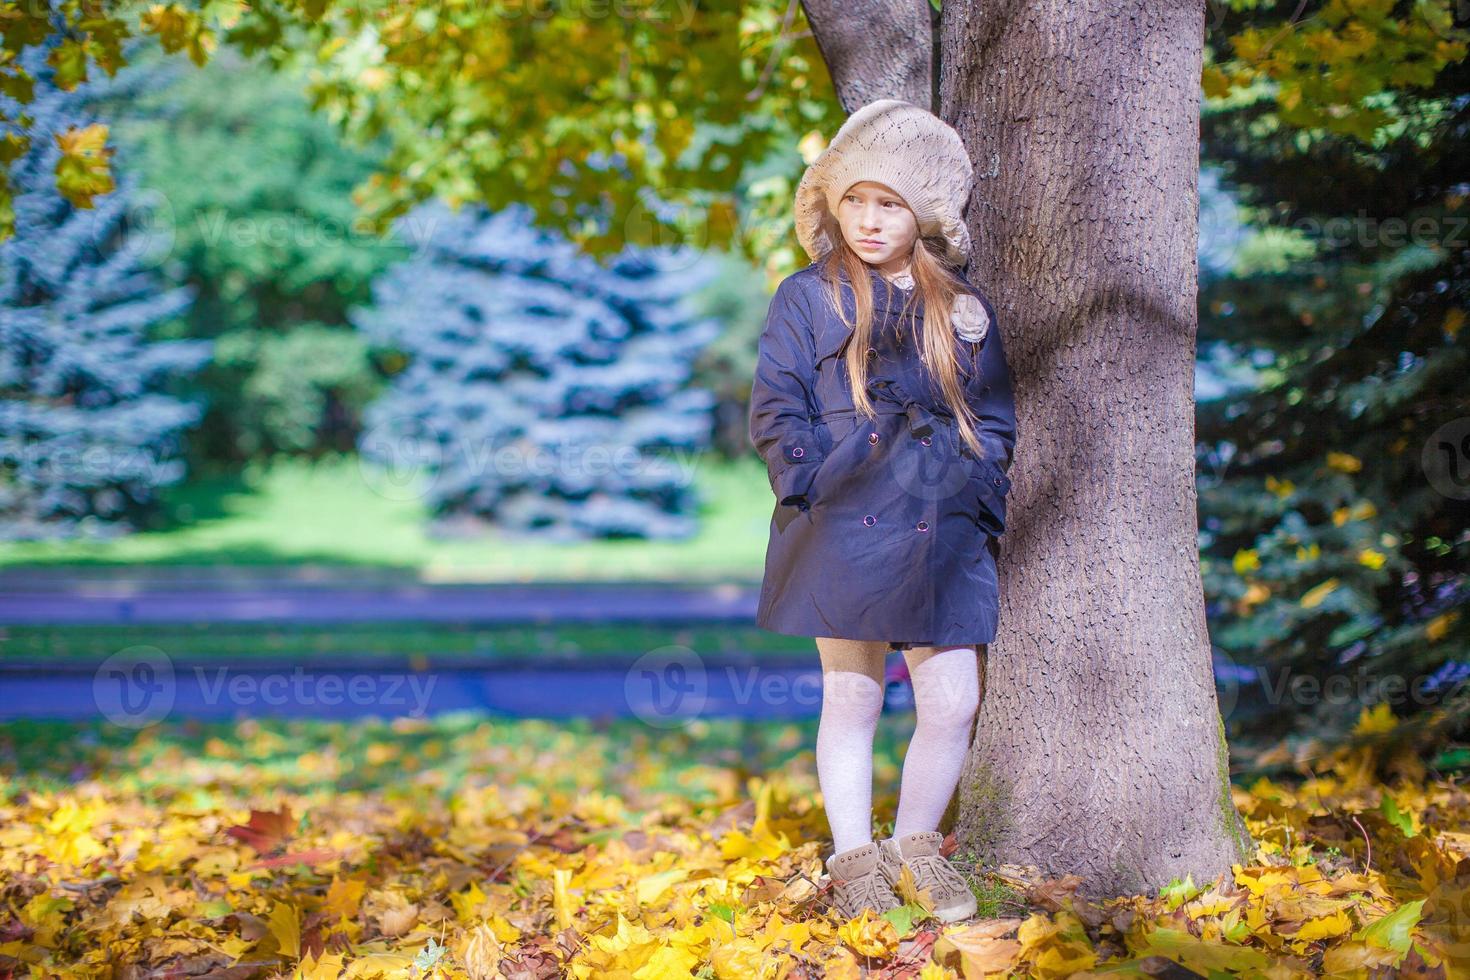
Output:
top-left (139, 4), bottom-right (218, 67)
top-left (1206, 1), bottom-right (1469, 141)
top-left (53, 123), bottom-right (114, 208)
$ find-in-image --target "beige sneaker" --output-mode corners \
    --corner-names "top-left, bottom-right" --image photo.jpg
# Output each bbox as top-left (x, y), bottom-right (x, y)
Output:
top-left (824, 841), bottom-right (904, 920)
top-left (876, 830), bottom-right (978, 923)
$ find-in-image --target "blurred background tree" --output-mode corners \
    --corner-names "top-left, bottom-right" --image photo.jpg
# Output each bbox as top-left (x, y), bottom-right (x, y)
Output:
top-left (1199, 2), bottom-right (1470, 745)
top-left (352, 201), bottom-right (720, 540)
top-left (0, 44), bottom-right (211, 540)
top-left (111, 49), bottom-right (399, 472)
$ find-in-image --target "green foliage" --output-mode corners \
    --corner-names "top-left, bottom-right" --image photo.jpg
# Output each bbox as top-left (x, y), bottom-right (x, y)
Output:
top-left (4, 0), bottom-right (1467, 289)
top-left (216, 323), bottom-right (379, 456)
top-left (110, 48), bottom-right (400, 466)
top-left (1198, 24), bottom-right (1469, 739)
top-left (0, 0), bottom-right (846, 274)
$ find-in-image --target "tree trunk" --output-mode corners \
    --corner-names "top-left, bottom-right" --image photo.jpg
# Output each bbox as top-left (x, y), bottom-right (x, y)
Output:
top-left (800, 0), bottom-right (934, 111)
top-left (938, 0), bottom-right (1253, 898)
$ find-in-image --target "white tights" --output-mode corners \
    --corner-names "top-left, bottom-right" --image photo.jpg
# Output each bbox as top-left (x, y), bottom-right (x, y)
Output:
top-left (814, 639), bottom-right (981, 855)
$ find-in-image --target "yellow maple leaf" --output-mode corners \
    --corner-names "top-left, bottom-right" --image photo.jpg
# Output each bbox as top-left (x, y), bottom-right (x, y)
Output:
top-left (1354, 702), bottom-right (1398, 735)
top-left (41, 799), bottom-right (108, 868)
top-left (324, 876), bottom-right (366, 920)
top-left (267, 900), bottom-right (301, 959)
top-left (934, 918), bottom-right (1024, 976)
top-left (341, 951), bottom-right (416, 978)
top-left (53, 123), bottom-right (114, 208)
top-left (892, 860), bottom-right (936, 913)
top-left (294, 950), bottom-right (345, 980)
top-left (633, 944), bottom-right (703, 979)
top-left (708, 935), bottom-right (777, 979)
top-left (1017, 911), bottom-right (1096, 978)
top-left (1295, 908), bottom-right (1354, 942)
top-left (837, 907), bottom-right (898, 956)
top-left (636, 867), bottom-right (689, 906)
top-left (588, 910), bottom-right (656, 955)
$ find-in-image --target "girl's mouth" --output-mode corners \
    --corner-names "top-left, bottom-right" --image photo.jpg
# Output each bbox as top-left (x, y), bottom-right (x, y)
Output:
top-left (858, 239), bottom-right (883, 248)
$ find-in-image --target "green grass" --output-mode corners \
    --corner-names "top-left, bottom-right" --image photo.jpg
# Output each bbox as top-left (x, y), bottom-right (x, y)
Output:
top-left (0, 622), bottom-right (816, 662)
top-left (0, 451), bottom-right (773, 581)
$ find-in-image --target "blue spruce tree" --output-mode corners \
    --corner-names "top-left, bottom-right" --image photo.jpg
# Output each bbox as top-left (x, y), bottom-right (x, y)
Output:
top-left (353, 201), bottom-right (719, 540)
top-left (0, 46), bottom-right (211, 538)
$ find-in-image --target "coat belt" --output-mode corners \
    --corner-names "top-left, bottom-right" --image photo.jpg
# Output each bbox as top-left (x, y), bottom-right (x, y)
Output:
top-left (810, 376), bottom-right (948, 437)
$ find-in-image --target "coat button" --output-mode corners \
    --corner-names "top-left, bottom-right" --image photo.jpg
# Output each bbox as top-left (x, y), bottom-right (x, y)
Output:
top-left (920, 435), bottom-right (931, 446)
top-left (993, 476), bottom-right (1003, 486)
top-left (868, 432), bottom-right (879, 445)
top-left (791, 446), bottom-right (804, 458)
top-left (863, 515), bottom-right (876, 527)
top-left (865, 347), bottom-right (877, 358)
top-left (916, 521), bottom-right (929, 531)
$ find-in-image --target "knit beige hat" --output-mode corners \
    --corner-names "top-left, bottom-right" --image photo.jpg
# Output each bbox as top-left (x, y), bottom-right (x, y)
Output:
top-left (795, 99), bottom-right (975, 266)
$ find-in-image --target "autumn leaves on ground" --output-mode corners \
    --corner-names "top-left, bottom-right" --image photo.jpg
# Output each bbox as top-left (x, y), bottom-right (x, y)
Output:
top-left (3, 706), bottom-right (1470, 979)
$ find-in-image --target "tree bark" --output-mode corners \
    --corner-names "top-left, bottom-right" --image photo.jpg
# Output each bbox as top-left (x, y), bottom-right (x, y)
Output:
top-left (799, 0), bottom-right (934, 111)
top-left (938, 0), bottom-right (1253, 898)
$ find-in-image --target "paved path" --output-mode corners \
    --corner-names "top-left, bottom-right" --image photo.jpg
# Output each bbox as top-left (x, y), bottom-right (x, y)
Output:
top-left (0, 577), bottom-right (762, 626)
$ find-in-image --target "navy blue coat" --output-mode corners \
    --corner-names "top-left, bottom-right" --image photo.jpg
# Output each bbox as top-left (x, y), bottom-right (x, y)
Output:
top-left (748, 261), bottom-right (1017, 646)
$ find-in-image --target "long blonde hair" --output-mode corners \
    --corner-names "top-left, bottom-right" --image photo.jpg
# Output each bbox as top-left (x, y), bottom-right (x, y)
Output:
top-left (815, 217), bottom-right (987, 460)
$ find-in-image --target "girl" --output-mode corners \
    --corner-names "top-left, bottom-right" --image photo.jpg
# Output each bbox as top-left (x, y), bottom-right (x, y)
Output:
top-left (748, 100), bottom-right (1017, 923)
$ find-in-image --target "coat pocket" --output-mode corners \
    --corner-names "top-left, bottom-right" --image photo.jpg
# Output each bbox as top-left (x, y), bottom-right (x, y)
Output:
top-left (969, 455), bottom-right (1012, 538)
top-left (806, 416), bottom-right (863, 506)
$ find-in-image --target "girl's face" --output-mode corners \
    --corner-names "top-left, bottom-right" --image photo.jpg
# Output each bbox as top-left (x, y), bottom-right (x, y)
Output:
top-left (836, 180), bottom-right (918, 274)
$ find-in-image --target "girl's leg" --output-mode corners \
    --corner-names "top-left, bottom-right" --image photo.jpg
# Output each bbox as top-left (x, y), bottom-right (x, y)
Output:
top-left (892, 644), bottom-right (981, 838)
top-left (814, 637), bottom-right (889, 855)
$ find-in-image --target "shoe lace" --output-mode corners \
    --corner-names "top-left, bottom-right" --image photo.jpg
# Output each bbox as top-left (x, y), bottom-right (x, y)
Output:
top-left (842, 870), bottom-right (897, 911)
top-left (903, 854), bottom-right (968, 895)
